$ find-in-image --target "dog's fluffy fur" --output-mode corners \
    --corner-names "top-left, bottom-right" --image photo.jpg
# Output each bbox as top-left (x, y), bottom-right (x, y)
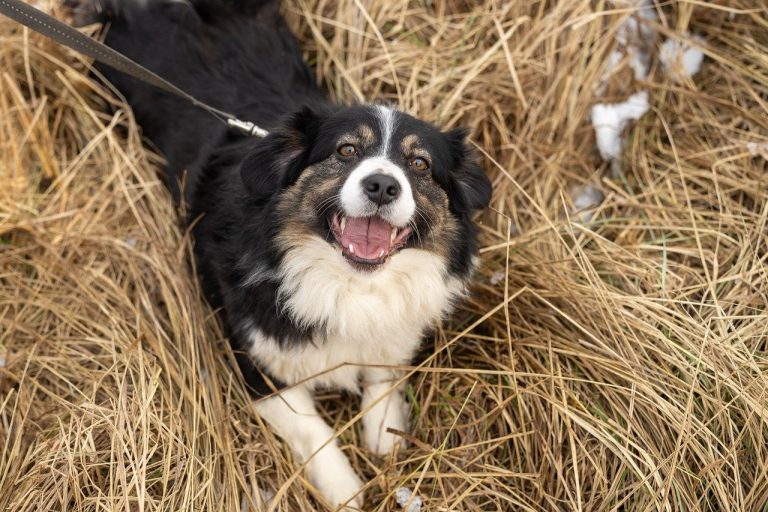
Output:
top-left (67, 0), bottom-right (491, 507)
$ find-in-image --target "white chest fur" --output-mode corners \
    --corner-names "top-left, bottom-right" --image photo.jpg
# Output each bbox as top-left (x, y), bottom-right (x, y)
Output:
top-left (246, 236), bottom-right (465, 391)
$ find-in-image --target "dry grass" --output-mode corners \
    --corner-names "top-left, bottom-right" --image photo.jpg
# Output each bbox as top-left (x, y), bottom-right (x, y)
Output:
top-left (1, 0), bottom-right (768, 510)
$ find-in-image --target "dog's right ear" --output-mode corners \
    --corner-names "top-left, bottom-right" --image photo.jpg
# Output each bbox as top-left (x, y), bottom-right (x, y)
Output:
top-left (240, 106), bottom-right (321, 204)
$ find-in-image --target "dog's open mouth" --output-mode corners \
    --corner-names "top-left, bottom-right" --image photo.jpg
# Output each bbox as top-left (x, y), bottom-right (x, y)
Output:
top-left (330, 212), bottom-right (412, 266)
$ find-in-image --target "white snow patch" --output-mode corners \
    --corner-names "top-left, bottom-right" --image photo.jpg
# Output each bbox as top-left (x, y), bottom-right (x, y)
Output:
top-left (596, 50), bottom-right (625, 95)
top-left (613, 0), bottom-right (657, 44)
top-left (395, 487), bottom-right (423, 512)
top-left (597, 0), bottom-right (657, 94)
top-left (626, 46), bottom-right (651, 81)
top-left (659, 34), bottom-right (704, 82)
top-left (591, 91), bottom-right (650, 164)
top-left (614, 0), bottom-right (657, 80)
top-left (616, 20), bottom-right (656, 80)
top-left (571, 185), bottom-right (605, 223)
top-left (747, 142), bottom-right (768, 159)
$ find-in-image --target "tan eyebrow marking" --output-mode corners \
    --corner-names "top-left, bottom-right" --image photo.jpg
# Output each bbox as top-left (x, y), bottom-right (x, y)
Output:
top-left (357, 124), bottom-right (375, 146)
top-left (336, 125), bottom-right (374, 148)
top-left (401, 134), bottom-right (430, 159)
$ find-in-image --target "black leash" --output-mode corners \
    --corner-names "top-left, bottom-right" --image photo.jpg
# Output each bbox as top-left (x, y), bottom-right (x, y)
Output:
top-left (0, 0), bottom-right (268, 137)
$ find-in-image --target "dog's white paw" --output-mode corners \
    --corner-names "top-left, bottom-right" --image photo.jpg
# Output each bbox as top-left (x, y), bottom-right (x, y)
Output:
top-left (306, 456), bottom-right (364, 510)
top-left (364, 413), bottom-right (407, 456)
top-left (363, 389), bottom-right (408, 456)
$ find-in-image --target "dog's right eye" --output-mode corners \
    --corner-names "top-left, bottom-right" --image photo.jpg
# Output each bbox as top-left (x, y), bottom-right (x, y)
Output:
top-left (337, 144), bottom-right (358, 157)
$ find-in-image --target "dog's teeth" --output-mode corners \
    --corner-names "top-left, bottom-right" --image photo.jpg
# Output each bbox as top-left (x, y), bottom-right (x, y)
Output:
top-left (340, 217), bottom-right (347, 232)
top-left (379, 249), bottom-right (385, 258)
top-left (349, 243), bottom-right (355, 254)
top-left (391, 227), bottom-right (397, 244)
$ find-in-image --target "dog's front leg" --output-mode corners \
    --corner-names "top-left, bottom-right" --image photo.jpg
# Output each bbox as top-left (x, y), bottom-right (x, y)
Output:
top-left (361, 368), bottom-right (409, 455)
top-left (255, 386), bottom-right (364, 510)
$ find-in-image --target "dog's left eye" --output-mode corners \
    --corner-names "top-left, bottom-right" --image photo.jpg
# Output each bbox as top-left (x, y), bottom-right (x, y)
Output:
top-left (338, 144), bottom-right (358, 157)
top-left (409, 157), bottom-right (430, 173)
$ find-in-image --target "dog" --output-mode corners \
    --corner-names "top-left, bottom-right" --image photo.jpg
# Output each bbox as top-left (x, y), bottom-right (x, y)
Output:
top-left (64, 0), bottom-right (492, 508)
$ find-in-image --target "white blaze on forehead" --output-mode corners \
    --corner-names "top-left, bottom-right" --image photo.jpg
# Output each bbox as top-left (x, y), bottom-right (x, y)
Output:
top-left (339, 156), bottom-right (415, 227)
top-left (375, 105), bottom-right (396, 156)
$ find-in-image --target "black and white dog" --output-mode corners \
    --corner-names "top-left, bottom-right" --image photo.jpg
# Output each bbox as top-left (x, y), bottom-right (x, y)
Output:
top-left (66, 0), bottom-right (491, 507)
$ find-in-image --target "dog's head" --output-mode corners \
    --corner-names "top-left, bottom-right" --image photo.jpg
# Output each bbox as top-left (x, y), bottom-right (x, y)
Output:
top-left (240, 104), bottom-right (491, 275)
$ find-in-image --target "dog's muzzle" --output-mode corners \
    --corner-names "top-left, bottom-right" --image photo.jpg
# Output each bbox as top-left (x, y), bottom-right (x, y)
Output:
top-left (334, 157), bottom-right (416, 266)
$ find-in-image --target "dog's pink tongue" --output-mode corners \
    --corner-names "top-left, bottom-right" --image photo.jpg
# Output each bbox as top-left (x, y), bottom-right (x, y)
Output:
top-left (341, 217), bottom-right (392, 260)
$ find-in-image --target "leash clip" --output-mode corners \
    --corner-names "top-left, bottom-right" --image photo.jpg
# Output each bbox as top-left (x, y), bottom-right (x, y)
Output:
top-left (227, 118), bottom-right (269, 138)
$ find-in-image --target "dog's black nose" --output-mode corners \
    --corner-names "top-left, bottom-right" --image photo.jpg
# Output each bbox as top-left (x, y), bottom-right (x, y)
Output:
top-left (362, 173), bottom-right (400, 205)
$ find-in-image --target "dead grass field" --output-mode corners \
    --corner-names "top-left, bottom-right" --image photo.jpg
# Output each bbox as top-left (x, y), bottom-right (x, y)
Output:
top-left (1, 1), bottom-right (767, 510)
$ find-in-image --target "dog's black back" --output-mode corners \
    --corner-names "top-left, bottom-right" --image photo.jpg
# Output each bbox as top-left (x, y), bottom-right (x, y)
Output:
top-left (96, 0), bottom-right (324, 201)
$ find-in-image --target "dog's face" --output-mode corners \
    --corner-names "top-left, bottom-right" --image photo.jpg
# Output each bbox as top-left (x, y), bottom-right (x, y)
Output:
top-left (241, 105), bottom-right (491, 274)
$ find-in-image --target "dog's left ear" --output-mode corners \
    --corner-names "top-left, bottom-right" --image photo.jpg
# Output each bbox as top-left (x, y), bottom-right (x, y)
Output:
top-left (240, 106), bottom-right (321, 204)
top-left (446, 128), bottom-right (492, 212)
